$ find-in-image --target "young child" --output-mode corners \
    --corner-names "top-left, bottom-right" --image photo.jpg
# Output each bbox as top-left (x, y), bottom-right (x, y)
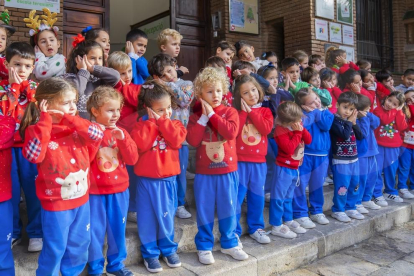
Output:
top-left (278, 57), bottom-right (309, 96)
top-left (232, 74), bottom-right (273, 244)
top-left (261, 51), bottom-right (278, 67)
top-left (309, 54), bottom-right (325, 71)
top-left (86, 87), bottom-right (138, 276)
top-left (325, 46), bottom-right (359, 74)
top-left (329, 92), bottom-right (364, 222)
top-left (20, 77), bottom-right (103, 275)
top-left (293, 88), bottom-right (334, 227)
top-left (375, 69), bottom-right (395, 108)
top-left (232, 60), bottom-right (276, 94)
top-left (270, 101), bottom-right (312, 238)
top-left (0, 10), bottom-right (15, 80)
top-left (320, 68), bottom-right (342, 113)
top-left (301, 67), bottom-right (332, 107)
top-left (64, 39), bottom-right (120, 119)
top-left (215, 40), bottom-right (236, 83)
top-left (125, 28), bottom-right (149, 85)
top-left (131, 80), bottom-right (186, 273)
top-left (356, 59), bottom-right (371, 71)
top-left (148, 53), bottom-right (195, 219)
top-left (205, 56), bottom-right (233, 107)
top-left (0, 114), bottom-right (16, 276)
top-left (25, 8), bottom-right (65, 81)
top-left (83, 26), bottom-right (111, 61)
top-left (360, 69), bottom-right (377, 110)
top-left (234, 40), bottom-right (268, 71)
top-left (187, 67), bottom-right (248, 264)
top-left (0, 42), bottom-right (43, 252)
top-left (339, 69), bottom-right (375, 109)
top-left (396, 69), bottom-right (414, 93)
top-left (293, 50), bottom-right (309, 72)
top-left (157, 28), bottom-right (188, 78)
top-left (372, 92), bottom-right (408, 206)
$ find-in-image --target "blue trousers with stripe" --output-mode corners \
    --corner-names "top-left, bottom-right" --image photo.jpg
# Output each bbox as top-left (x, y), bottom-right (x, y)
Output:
top-left (358, 156), bottom-right (378, 203)
top-left (177, 145), bottom-right (189, 206)
top-left (374, 146), bottom-right (399, 197)
top-left (264, 138), bottom-right (278, 194)
top-left (331, 162), bottom-right (359, 212)
top-left (398, 147), bottom-right (414, 190)
top-left (127, 165), bottom-right (138, 212)
top-left (0, 200), bottom-right (14, 276)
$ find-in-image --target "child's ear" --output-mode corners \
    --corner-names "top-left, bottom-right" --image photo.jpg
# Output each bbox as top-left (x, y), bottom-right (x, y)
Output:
top-left (402, 75), bottom-right (405, 81)
top-left (216, 47), bottom-right (222, 54)
top-left (91, 107), bottom-right (99, 118)
top-left (336, 102), bottom-right (339, 108)
top-left (160, 44), bottom-right (166, 52)
top-left (251, 46), bottom-right (255, 53)
top-left (4, 60), bottom-right (9, 69)
top-left (57, 39), bottom-right (61, 49)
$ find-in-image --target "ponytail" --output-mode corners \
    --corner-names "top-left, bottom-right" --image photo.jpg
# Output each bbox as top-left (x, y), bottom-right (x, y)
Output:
top-left (20, 102), bottom-right (40, 140)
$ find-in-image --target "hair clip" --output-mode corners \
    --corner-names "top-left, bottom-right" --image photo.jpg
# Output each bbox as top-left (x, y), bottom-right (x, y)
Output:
top-left (82, 26), bottom-right (92, 34)
top-left (72, 33), bottom-right (85, 48)
top-left (24, 8), bottom-right (59, 37)
top-left (142, 84), bottom-right (154, 89)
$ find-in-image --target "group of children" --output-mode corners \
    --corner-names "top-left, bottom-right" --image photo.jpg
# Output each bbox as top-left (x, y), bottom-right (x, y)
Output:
top-left (1, 6), bottom-right (414, 276)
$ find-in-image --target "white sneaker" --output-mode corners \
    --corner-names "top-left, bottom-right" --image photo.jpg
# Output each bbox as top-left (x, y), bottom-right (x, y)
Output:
top-left (310, 213), bottom-right (330, 225)
top-left (324, 176), bottom-right (333, 185)
top-left (198, 250), bottom-right (215, 265)
top-left (384, 193), bottom-right (404, 203)
top-left (295, 217), bottom-right (316, 229)
top-left (28, 238), bottom-right (43, 252)
top-left (11, 238), bottom-right (21, 249)
top-left (331, 212), bottom-right (351, 223)
top-left (221, 246), bottom-right (249, 261)
top-left (271, 225), bottom-right (297, 239)
top-left (235, 233), bottom-right (243, 248)
top-left (284, 220), bottom-right (307, 234)
top-left (250, 229), bottom-right (271, 244)
top-left (176, 206), bottom-right (192, 219)
top-left (265, 193), bottom-right (270, 203)
top-left (356, 204), bottom-right (369, 214)
top-left (186, 171), bottom-right (195, 180)
top-left (399, 189), bottom-right (414, 199)
top-left (362, 200), bottom-right (381, 210)
top-left (127, 212), bottom-right (137, 223)
top-left (373, 196), bottom-right (388, 207)
top-left (345, 210), bottom-right (365, 220)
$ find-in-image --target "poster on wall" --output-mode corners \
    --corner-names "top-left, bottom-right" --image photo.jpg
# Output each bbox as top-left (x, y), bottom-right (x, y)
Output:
top-left (339, 45), bottom-right (355, 62)
top-left (229, 0), bottom-right (259, 34)
top-left (337, 0), bottom-right (353, 25)
top-left (315, 0), bottom-right (335, 20)
top-left (4, 0), bottom-right (60, 13)
top-left (342, 25), bottom-right (354, 45)
top-left (329, 22), bottom-right (342, 43)
top-left (315, 19), bottom-right (328, 41)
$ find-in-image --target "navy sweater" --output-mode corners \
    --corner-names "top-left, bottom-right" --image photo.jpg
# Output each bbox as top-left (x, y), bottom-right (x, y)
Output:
top-left (330, 115), bottom-right (364, 161)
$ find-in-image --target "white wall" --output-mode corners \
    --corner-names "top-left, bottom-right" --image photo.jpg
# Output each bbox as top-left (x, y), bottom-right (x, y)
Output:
top-left (110, 0), bottom-right (169, 51)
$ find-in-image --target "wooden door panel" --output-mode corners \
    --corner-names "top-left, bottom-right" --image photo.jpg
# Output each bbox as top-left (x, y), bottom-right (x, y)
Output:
top-left (63, 10), bottom-right (103, 28)
top-left (64, 0), bottom-right (106, 8)
top-left (177, 24), bottom-right (206, 43)
top-left (179, 45), bottom-right (205, 80)
top-left (176, 0), bottom-right (206, 21)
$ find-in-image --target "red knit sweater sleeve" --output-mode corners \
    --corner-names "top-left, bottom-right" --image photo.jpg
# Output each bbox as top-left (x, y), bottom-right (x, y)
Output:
top-left (122, 84), bottom-right (141, 109)
top-left (395, 110), bottom-right (408, 132)
top-left (330, 87), bottom-right (343, 100)
top-left (117, 128), bottom-right (139, 165)
top-left (373, 106), bottom-right (397, 125)
top-left (130, 119), bottom-right (159, 153)
top-left (186, 113), bottom-right (207, 147)
top-left (0, 115), bottom-right (15, 149)
top-left (22, 112), bottom-right (52, 163)
top-left (274, 127), bottom-right (303, 156)
top-left (209, 108), bottom-right (239, 140)
top-left (376, 82), bottom-right (391, 102)
top-left (302, 128), bottom-right (312, 145)
top-left (157, 118), bottom-right (187, 149)
top-left (238, 111), bottom-right (248, 136)
top-left (248, 107), bottom-right (273, 136)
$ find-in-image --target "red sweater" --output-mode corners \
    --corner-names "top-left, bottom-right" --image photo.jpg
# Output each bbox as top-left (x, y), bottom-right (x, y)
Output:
top-left (274, 125), bottom-right (312, 169)
top-left (226, 65), bottom-right (233, 86)
top-left (402, 104), bottom-right (414, 149)
top-left (331, 62), bottom-right (360, 74)
top-left (0, 80), bottom-right (38, 147)
top-left (23, 113), bottom-right (103, 211)
top-left (236, 107), bottom-right (273, 163)
top-left (373, 105), bottom-right (408, 148)
top-left (375, 82), bottom-right (391, 108)
top-left (0, 115), bottom-right (16, 202)
top-left (343, 87), bottom-right (376, 111)
top-left (115, 82), bottom-right (141, 133)
top-left (0, 56), bottom-right (8, 80)
top-left (89, 128), bottom-right (138, 194)
top-left (327, 87), bottom-right (343, 114)
top-left (187, 105), bottom-right (239, 174)
top-left (131, 117), bottom-right (186, 178)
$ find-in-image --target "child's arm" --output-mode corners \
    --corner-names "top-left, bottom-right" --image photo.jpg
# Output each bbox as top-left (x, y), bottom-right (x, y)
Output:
top-left (302, 128), bottom-right (312, 145)
top-left (312, 87), bottom-right (332, 107)
top-left (93, 66), bottom-right (121, 87)
top-left (122, 84), bottom-right (141, 110)
top-left (130, 120), bottom-right (160, 153)
top-left (356, 116), bottom-right (370, 139)
top-left (116, 128), bottom-right (139, 165)
top-left (158, 117), bottom-right (187, 149)
top-left (128, 53), bottom-right (150, 84)
top-left (250, 73), bottom-right (270, 92)
top-left (277, 87), bottom-right (294, 101)
top-left (352, 124), bottom-right (364, 140)
top-left (64, 70), bottom-right (89, 99)
top-left (395, 109), bottom-right (409, 132)
top-left (33, 53), bottom-right (66, 81)
top-left (209, 108), bottom-right (239, 140)
top-left (290, 82), bottom-right (309, 95)
top-left (274, 127), bottom-right (304, 156)
top-left (314, 109), bottom-right (335, 131)
top-left (375, 82), bottom-right (391, 103)
top-left (330, 118), bottom-right (353, 140)
top-left (248, 108), bottom-right (273, 136)
top-left (0, 115), bottom-right (16, 149)
top-left (238, 111), bottom-right (248, 136)
top-left (367, 112), bottom-right (380, 130)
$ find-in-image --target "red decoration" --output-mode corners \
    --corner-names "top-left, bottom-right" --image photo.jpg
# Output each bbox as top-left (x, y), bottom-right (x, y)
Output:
top-left (72, 33), bottom-right (85, 48)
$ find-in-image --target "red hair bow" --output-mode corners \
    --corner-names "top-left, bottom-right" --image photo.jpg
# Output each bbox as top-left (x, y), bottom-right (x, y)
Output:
top-left (72, 33), bottom-right (85, 48)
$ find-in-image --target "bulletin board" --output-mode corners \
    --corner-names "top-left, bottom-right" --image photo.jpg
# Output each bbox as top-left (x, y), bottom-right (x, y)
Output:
top-left (229, 0), bottom-right (259, 35)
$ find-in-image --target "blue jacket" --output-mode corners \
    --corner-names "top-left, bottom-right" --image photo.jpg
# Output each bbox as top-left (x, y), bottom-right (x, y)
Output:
top-left (129, 53), bottom-right (150, 85)
top-left (302, 108), bottom-right (334, 155)
top-left (262, 87), bottom-right (293, 118)
top-left (356, 112), bottom-right (380, 157)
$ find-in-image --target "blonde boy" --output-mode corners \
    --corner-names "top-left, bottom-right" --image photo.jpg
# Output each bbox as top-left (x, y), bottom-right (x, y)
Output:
top-left (157, 28), bottom-right (188, 77)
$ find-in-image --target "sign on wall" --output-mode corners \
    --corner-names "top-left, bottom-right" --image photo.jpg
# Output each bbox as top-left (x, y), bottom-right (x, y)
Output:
top-left (329, 22), bottom-right (342, 43)
top-left (315, 19), bottom-right (328, 41)
top-left (339, 45), bottom-right (355, 62)
top-left (337, 0), bottom-right (353, 25)
top-left (315, 0), bottom-right (334, 20)
top-left (342, 25), bottom-right (354, 45)
top-left (4, 0), bottom-right (60, 13)
top-left (229, 0), bottom-right (259, 34)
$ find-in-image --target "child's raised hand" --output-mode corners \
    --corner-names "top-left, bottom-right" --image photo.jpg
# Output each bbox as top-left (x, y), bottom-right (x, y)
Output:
top-left (179, 66), bottom-right (189, 74)
top-left (358, 110), bottom-right (368, 118)
top-left (350, 83), bottom-right (361, 93)
top-left (335, 56), bottom-right (348, 66)
top-left (301, 105), bottom-right (314, 113)
top-left (348, 109), bottom-right (358, 124)
top-left (76, 55), bottom-right (87, 71)
top-left (201, 99), bottom-right (213, 114)
top-left (9, 67), bottom-right (22, 85)
top-left (241, 99), bottom-right (251, 113)
top-left (397, 103), bottom-right (404, 111)
top-left (125, 41), bottom-right (134, 55)
top-left (47, 109), bottom-right (64, 122)
top-left (239, 68), bottom-right (251, 76)
top-left (39, 100), bottom-right (48, 113)
top-left (83, 55), bottom-right (94, 73)
top-left (284, 74), bottom-right (290, 90)
top-left (149, 108), bottom-right (160, 120)
top-left (291, 122), bottom-right (303, 131)
top-left (385, 84), bottom-right (396, 92)
top-left (323, 80), bottom-right (333, 89)
top-left (268, 85), bottom-right (277, 94)
top-left (111, 127), bottom-right (125, 140)
top-left (233, 69), bottom-right (241, 78)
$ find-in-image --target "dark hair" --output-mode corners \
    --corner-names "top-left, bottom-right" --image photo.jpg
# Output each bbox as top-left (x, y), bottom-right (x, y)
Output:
top-left (325, 46), bottom-right (346, 68)
top-left (261, 51), bottom-right (277, 61)
top-left (232, 74), bottom-right (264, 111)
top-left (147, 53), bottom-right (176, 77)
top-left (30, 29), bottom-right (58, 47)
top-left (359, 69), bottom-right (372, 82)
top-left (205, 56), bottom-right (226, 71)
top-left (356, 59), bottom-right (371, 70)
top-left (66, 40), bottom-right (104, 74)
top-left (231, 60), bottom-right (256, 77)
top-left (277, 101), bottom-right (303, 125)
top-left (301, 67), bottom-right (319, 83)
top-left (5, 42), bottom-right (35, 63)
top-left (234, 40), bottom-right (251, 57)
top-left (309, 54), bottom-right (323, 67)
top-left (126, 28), bottom-right (148, 42)
top-left (281, 57), bottom-right (299, 71)
top-left (295, 87), bottom-right (316, 106)
top-left (319, 68), bottom-right (336, 82)
top-left (403, 69), bottom-right (414, 77)
top-left (137, 80), bottom-right (178, 118)
top-left (375, 69), bottom-right (393, 83)
top-left (257, 64), bottom-right (277, 79)
top-left (217, 40), bottom-right (236, 53)
top-left (83, 27), bottom-right (108, 41)
top-left (356, 93), bottom-right (371, 111)
top-left (337, 91), bottom-right (358, 106)
top-left (339, 69), bottom-right (360, 90)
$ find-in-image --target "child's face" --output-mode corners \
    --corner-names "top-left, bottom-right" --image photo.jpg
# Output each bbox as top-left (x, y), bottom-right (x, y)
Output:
top-left (95, 31), bottom-right (110, 57)
top-left (37, 30), bottom-right (60, 57)
top-left (92, 98), bottom-right (121, 127)
top-left (382, 76), bottom-right (394, 87)
top-left (161, 36), bottom-right (181, 58)
top-left (267, 56), bottom-right (278, 65)
top-left (0, 28), bottom-right (8, 53)
top-left (337, 102), bottom-right (356, 119)
top-left (383, 96), bottom-right (400, 111)
top-left (363, 63), bottom-right (371, 72)
top-left (118, 65), bottom-right (133, 85)
top-left (151, 95), bottom-right (172, 118)
top-left (312, 60), bottom-right (325, 71)
top-left (132, 37), bottom-right (148, 56)
top-left (5, 56), bottom-right (34, 81)
top-left (300, 57), bottom-right (309, 69)
top-left (401, 74), bottom-right (414, 88)
top-left (284, 64), bottom-right (300, 83)
top-left (159, 65), bottom-right (178, 82)
top-left (405, 91), bottom-right (414, 105)
top-left (87, 47), bottom-right (104, 67)
top-left (351, 74), bottom-right (362, 89)
top-left (216, 48), bottom-right (234, 65)
top-left (200, 82), bottom-right (223, 108)
top-left (265, 69), bottom-right (278, 88)
top-left (239, 81), bottom-right (259, 106)
top-left (309, 75), bottom-right (321, 88)
top-left (337, 53), bottom-right (347, 66)
top-left (303, 92), bottom-right (321, 110)
top-left (238, 46), bottom-right (255, 62)
top-left (331, 74), bottom-right (338, 87)
top-left (363, 73), bottom-right (375, 86)
top-left (49, 90), bottom-right (77, 117)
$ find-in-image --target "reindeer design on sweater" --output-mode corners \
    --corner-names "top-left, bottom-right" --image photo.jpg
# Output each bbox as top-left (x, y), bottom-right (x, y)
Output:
top-left (96, 137), bottom-right (119, 173)
top-left (241, 122), bottom-right (261, 146)
top-left (203, 127), bottom-right (228, 169)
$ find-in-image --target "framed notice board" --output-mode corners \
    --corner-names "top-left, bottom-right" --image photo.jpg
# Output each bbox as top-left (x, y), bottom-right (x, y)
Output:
top-left (229, 0), bottom-right (259, 34)
top-left (337, 0), bottom-right (353, 25)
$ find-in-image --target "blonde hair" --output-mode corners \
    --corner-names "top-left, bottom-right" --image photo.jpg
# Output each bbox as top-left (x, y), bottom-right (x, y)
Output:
top-left (193, 67), bottom-right (229, 97)
top-left (157, 28), bottom-right (183, 49)
top-left (107, 51), bottom-right (131, 71)
top-left (87, 86), bottom-right (124, 120)
top-left (293, 50), bottom-right (308, 63)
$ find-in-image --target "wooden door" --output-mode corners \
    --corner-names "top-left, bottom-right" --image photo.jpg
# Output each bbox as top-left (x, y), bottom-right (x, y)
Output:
top-left (171, 0), bottom-right (210, 81)
top-left (63, 0), bottom-right (110, 58)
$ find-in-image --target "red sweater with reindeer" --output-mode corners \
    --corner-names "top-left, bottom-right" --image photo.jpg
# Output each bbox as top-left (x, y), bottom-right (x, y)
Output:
top-left (115, 82), bottom-right (141, 133)
top-left (236, 107), bottom-right (273, 163)
top-left (89, 128), bottom-right (138, 194)
top-left (374, 105), bottom-right (408, 148)
top-left (274, 124), bottom-right (312, 170)
top-left (187, 104), bottom-right (239, 175)
top-left (0, 115), bottom-right (16, 202)
top-left (22, 113), bottom-right (103, 211)
top-left (0, 79), bottom-right (38, 147)
top-left (131, 117), bottom-right (187, 179)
